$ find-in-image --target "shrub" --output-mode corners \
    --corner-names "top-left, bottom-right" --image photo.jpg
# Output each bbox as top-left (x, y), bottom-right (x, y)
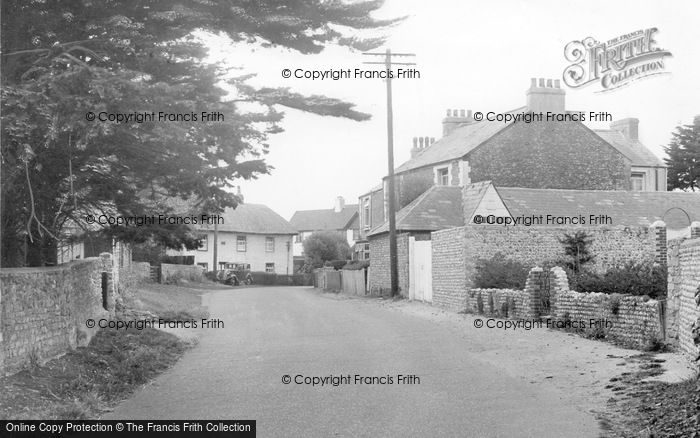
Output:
top-left (473, 253), bottom-right (529, 290)
top-left (343, 260), bottom-right (369, 270)
top-left (323, 259), bottom-right (348, 270)
top-left (575, 261), bottom-right (667, 298)
top-left (558, 231), bottom-right (594, 272)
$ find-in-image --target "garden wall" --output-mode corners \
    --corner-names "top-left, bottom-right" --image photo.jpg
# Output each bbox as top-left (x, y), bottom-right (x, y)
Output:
top-left (430, 224), bottom-right (660, 311)
top-left (161, 263), bottom-right (204, 284)
top-left (367, 233), bottom-right (410, 297)
top-left (432, 227), bottom-right (468, 310)
top-left (462, 224), bottom-right (658, 278)
top-left (673, 236), bottom-right (700, 359)
top-left (0, 254), bottom-right (118, 376)
top-left (463, 267), bottom-right (664, 350)
top-left (552, 291), bottom-right (663, 349)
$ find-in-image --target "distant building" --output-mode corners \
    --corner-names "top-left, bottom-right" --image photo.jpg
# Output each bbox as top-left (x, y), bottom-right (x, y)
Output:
top-left (169, 203), bottom-right (296, 274)
top-left (289, 196), bottom-right (359, 258)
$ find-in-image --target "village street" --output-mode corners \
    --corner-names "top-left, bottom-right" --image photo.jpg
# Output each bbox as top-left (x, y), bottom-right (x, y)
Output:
top-left (101, 286), bottom-right (695, 437)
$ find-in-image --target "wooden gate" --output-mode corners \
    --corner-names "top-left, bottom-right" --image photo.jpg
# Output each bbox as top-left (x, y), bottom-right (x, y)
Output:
top-left (409, 237), bottom-right (432, 302)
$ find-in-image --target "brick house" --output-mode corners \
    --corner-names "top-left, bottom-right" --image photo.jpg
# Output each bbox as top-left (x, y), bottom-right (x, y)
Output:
top-left (289, 196), bottom-right (359, 261)
top-left (169, 203), bottom-right (296, 274)
top-left (357, 77), bottom-right (667, 257)
top-left (359, 77), bottom-right (672, 296)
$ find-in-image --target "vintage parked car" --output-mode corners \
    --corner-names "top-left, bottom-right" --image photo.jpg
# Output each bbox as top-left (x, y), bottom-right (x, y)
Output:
top-left (216, 263), bottom-right (253, 286)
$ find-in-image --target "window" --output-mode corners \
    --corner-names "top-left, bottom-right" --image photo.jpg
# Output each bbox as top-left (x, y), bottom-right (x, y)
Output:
top-left (363, 243), bottom-right (370, 260)
top-left (295, 234), bottom-right (302, 243)
top-left (197, 234), bottom-right (208, 251)
top-left (265, 263), bottom-right (275, 273)
top-left (436, 167), bottom-right (449, 186)
top-left (236, 235), bottom-right (247, 252)
top-left (352, 228), bottom-right (360, 240)
top-left (631, 173), bottom-right (645, 191)
top-left (266, 237), bottom-right (275, 252)
top-left (197, 262), bottom-right (208, 271)
top-left (362, 197), bottom-right (371, 229)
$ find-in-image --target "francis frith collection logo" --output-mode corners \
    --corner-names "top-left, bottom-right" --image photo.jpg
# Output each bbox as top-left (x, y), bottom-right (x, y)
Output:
top-left (563, 27), bottom-right (672, 92)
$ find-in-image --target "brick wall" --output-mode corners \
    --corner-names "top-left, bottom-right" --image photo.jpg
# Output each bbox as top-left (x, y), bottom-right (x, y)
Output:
top-left (431, 227), bottom-right (468, 310)
top-left (468, 119), bottom-right (631, 190)
top-left (161, 263), bottom-right (204, 284)
top-left (0, 257), bottom-right (115, 375)
top-left (666, 238), bottom-right (684, 344)
top-left (675, 238), bottom-right (700, 359)
top-left (462, 224), bottom-right (655, 285)
top-left (462, 267), bottom-right (664, 350)
top-left (367, 233), bottom-right (409, 296)
top-left (465, 288), bottom-right (530, 317)
top-left (553, 291), bottom-right (663, 350)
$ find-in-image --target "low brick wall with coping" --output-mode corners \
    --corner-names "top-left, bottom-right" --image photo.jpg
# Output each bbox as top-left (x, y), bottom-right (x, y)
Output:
top-left (464, 266), bottom-right (664, 350)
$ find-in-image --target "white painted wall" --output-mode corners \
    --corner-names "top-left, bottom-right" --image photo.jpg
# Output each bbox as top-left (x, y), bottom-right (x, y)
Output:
top-left (170, 231), bottom-right (294, 274)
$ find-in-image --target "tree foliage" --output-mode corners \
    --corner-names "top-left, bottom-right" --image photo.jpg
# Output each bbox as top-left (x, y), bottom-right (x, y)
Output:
top-left (302, 231), bottom-right (351, 270)
top-left (1, 0), bottom-right (399, 266)
top-left (664, 115), bottom-right (700, 192)
top-left (559, 231), bottom-right (594, 272)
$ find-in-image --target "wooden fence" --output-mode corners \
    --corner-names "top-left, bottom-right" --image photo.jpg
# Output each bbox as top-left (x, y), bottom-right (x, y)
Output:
top-left (315, 268), bottom-right (367, 295)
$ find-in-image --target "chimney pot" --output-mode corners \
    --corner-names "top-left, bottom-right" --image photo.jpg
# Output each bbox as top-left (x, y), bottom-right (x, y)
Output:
top-left (554, 79), bottom-right (561, 88)
top-left (419, 137), bottom-right (424, 148)
top-left (413, 137), bottom-right (418, 147)
top-left (430, 137), bottom-right (435, 144)
top-left (446, 109), bottom-right (451, 117)
top-left (453, 109), bottom-right (458, 116)
top-left (530, 78), bottom-right (537, 87)
top-left (459, 109), bottom-right (466, 117)
top-left (467, 109), bottom-right (473, 118)
top-left (526, 78), bottom-right (566, 113)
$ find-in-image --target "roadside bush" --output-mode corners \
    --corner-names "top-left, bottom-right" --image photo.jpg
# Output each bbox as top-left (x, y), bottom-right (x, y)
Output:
top-left (343, 260), bottom-right (369, 270)
top-left (473, 253), bottom-right (529, 290)
top-left (323, 259), bottom-right (348, 270)
top-left (574, 261), bottom-right (667, 299)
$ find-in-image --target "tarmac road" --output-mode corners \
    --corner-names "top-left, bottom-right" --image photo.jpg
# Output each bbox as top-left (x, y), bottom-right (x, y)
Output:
top-left (105, 286), bottom-right (601, 437)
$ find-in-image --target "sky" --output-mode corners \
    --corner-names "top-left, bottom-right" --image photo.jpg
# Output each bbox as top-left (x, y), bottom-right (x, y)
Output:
top-left (205, 0), bottom-right (700, 220)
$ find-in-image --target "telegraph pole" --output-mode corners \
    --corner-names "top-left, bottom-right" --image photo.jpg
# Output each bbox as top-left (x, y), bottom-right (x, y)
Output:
top-left (363, 49), bottom-right (416, 297)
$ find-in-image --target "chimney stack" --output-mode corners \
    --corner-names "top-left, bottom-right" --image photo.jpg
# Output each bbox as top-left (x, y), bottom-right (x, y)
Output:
top-left (610, 118), bottom-right (639, 142)
top-left (236, 186), bottom-right (244, 203)
top-left (525, 77), bottom-right (565, 113)
top-left (334, 196), bottom-right (345, 213)
top-left (442, 108), bottom-right (474, 137)
top-left (410, 136), bottom-right (435, 158)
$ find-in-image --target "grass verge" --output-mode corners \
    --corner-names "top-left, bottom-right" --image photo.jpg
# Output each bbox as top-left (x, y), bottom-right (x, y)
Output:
top-left (0, 281), bottom-right (220, 419)
top-left (0, 326), bottom-right (188, 419)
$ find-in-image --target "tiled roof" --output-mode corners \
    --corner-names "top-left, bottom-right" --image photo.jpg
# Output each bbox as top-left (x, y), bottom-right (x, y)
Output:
top-left (367, 186), bottom-right (463, 236)
top-left (462, 181), bottom-right (492, 219)
top-left (393, 109), bottom-right (524, 174)
top-left (289, 205), bottom-right (359, 232)
top-left (198, 204), bottom-right (296, 234)
top-left (495, 187), bottom-right (700, 229)
top-left (392, 108), bottom-right (664, 175)
top-left (593, 130), bottom-right (665, 167)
